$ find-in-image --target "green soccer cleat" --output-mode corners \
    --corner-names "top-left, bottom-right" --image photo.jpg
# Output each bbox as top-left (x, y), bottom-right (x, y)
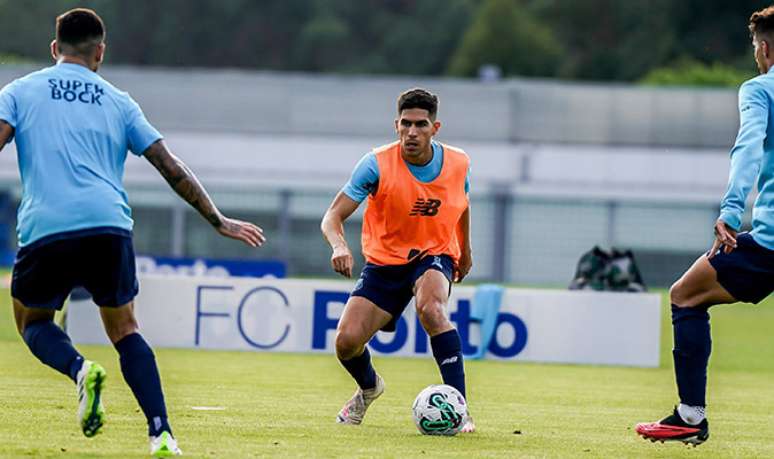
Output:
top-left (150, 431), bottom-right (182, 457)
top-left (76, 360), bottom-right (106, 437)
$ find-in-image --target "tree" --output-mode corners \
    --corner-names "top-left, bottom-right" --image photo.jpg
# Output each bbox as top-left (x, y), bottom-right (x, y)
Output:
top-left (294, 13), bottom-right (351, 71)
top-left (289, 0), bottom-right (477, 75)
top-left (0, 0), bottom-right (768, 84)
top-left (639, 58), bottom-right (754, 87)
top-left (534, 0), bottom-right (676, 81)
top-left (447, 0), bottom-right (560, 78)
top-left (669, 0), bottom-right (768, 65)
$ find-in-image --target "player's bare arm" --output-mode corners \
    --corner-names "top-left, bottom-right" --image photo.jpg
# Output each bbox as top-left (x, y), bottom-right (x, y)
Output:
top-left (0, 120), bottom-right (13, 152)
top-left (143, 139), bottom-right (265, 247)
top-left (321, 192), bottom-right (360, 278)
top-left (455, 204), bottom-right (473, 282)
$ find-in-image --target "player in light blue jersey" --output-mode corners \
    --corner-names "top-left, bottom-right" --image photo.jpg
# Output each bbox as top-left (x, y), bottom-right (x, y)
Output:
top-left (0, 9), bottom-right (265, 457)
top-left (636, 6), bottom-right (774, 446)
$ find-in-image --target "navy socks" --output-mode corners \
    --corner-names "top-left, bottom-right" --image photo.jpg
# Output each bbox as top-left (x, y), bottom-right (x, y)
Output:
top-left (430, 329), bottom-right (466, 399)
top-left (114, 333), bottom-right (171, 436)
top-left (23, 323), bottom-right (172, 436)
top-left (672, 305), bottom-right (712, 407)
top-left (340, 347), bottom-right (377, 390)
top-left (22, 320), bottom-right (83, 382)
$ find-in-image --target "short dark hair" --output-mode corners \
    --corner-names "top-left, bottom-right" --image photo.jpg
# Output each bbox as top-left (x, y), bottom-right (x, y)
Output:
top-left (397, 88), bottom-right (439, 119)
top-left (749, 6), bottom-right (774, 38)
top-left (56, 8), bottom-right (105, 55)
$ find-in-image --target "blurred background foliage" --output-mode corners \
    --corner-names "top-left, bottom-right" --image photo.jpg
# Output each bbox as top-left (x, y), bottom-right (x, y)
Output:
top-left (0, 0), bottom-right (769, 86)
top-left (640, 59), bottom-right (752, 88)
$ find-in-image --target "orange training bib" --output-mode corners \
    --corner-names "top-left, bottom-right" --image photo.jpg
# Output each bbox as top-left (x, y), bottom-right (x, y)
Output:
top-left (361, 141), bottom-right (469, 266)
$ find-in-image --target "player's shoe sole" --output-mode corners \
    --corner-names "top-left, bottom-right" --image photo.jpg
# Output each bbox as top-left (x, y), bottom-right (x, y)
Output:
top-left (76, 360), bottom-right (107, 437)
top-left (635, 408), bottom-right (709, 447)
top-left (336, 374), bottom-right (385, 425)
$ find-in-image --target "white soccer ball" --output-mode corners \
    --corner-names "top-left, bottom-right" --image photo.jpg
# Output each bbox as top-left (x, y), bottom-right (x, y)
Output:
top-left (412, 384), bottom-right (468, 436)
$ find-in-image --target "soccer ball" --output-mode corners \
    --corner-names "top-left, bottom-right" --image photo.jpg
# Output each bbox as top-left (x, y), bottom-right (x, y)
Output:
top-left (412, 384), bottom-right (468, 436)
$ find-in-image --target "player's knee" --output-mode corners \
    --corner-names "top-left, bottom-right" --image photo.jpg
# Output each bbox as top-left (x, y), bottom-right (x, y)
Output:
top-left (416, 300), bottom-right (449, 334)
top-left (670, 281), bottom-right (692, 307)
top-left (669, 282), bottom-right (682, 304)
top-left (335, 329), bottom-right (362, 360)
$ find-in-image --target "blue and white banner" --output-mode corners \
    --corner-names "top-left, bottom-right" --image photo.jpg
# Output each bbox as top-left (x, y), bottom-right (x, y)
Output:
top-left (135, 256), bottom-right (286, 278)
top-left (68, 276), bottom-right (661, 367)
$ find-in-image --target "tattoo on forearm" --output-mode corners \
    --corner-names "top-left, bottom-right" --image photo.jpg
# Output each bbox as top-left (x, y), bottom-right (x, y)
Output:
top-left (145, 142), bottom-right (222, 227)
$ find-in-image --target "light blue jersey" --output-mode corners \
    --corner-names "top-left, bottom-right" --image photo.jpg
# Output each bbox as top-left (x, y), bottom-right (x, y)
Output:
top-left (342, 141), bottom-right (470, 202)
top-left (0, 63), bottom-right (161, 247)
top-left (719, 67), bottom-right (774, 250)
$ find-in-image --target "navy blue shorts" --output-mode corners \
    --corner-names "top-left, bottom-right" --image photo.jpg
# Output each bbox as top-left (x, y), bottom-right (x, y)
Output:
top-left (351, 254), bottom-right (454, 332)
top-left (709, 232), bottom-right (774, 304)
top-left (12, 227), bottom-right (139, 310)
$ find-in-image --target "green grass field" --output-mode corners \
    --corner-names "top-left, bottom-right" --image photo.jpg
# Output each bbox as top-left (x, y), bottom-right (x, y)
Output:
top-left (1, 290), bottom-right (772, 458)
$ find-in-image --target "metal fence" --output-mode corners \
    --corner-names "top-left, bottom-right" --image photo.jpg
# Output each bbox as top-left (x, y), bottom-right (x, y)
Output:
top-left (0, 181), bottom-right (726, 287)
top-left (117, 185), bottom-right (725, 288)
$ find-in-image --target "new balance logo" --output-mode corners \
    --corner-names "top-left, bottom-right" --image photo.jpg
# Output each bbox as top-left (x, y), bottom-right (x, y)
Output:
top-left (440, 356), bottom-right (458, 365)
top-left (432, 256), bottom-right (443, 270)
top-left (410, 198), bottom-right (441, 216)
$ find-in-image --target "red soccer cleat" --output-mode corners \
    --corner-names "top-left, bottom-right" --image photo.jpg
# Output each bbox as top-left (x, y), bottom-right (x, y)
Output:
top-left (635, 408), bottom-right (709, 446)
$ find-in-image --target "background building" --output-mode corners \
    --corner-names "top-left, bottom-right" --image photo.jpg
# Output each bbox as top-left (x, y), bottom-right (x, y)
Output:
top-left (0, 65), bottom-right (746, 286)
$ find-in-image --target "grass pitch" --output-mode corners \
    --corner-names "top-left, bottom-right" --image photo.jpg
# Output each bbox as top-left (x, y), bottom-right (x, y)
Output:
top-left (0, 290), bottom-right (773, 458)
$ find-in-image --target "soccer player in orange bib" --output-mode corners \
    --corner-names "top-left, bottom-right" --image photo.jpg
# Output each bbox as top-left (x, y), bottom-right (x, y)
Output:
top-left (321, 88), bottom-right (474, 432)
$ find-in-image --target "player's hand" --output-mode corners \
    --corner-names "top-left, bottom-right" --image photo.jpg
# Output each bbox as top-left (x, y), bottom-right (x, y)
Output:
top-left (454, 251), bottom-right (472, 283)
top-left (708, 219), bottom-right (737, 259)
top-left (216, 217), bottom-right (266, 247)
top-left (331, 245), bottom-right (354, 278)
